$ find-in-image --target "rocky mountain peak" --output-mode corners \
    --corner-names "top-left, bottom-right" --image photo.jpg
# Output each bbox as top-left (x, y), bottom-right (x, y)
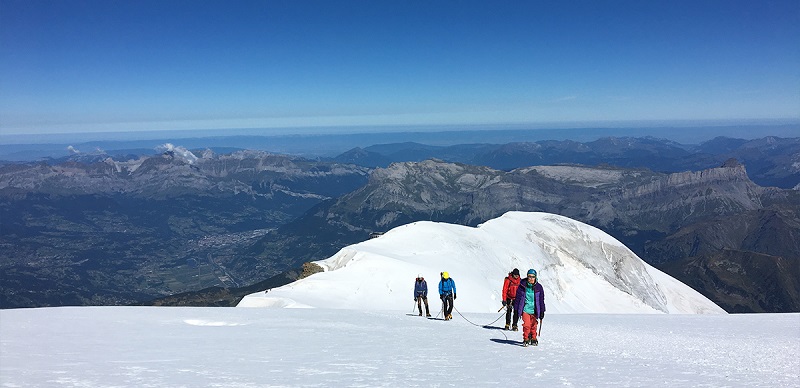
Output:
top-left (369, 159), bottom-right (502, 195)
top-left (721, 158), bottom-right (743, 168)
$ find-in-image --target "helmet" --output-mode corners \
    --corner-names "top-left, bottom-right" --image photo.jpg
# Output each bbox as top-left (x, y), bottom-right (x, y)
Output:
top-left (511, 268), bottom-right (520, 276)
top-left (442, 271), bottom-right (450, 279)
top-left (527, 269), bottom-right (537, 277)
top-left (417, 273), bottom-right (423, 279)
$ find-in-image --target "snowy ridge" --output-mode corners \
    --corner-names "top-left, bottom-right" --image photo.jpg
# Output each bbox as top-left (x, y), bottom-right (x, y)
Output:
top-left (239, 212), bottom-right (724, 314)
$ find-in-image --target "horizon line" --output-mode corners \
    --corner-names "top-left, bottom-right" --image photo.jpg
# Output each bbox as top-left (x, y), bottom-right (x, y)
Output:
top-left (2, 117), bottom-right (798, 139)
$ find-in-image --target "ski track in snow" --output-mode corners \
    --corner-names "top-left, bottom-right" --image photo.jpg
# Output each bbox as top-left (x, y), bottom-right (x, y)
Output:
top-left (2, 307), bottom-right (798, 387)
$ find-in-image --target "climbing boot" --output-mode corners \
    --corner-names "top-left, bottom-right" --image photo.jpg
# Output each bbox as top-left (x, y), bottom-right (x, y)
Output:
top-left (504, 324), bottom-right (510, 330)
top-left (512, 325), bottom-right (518, 331)
top-left (528, 334), bottom-right (538, 346)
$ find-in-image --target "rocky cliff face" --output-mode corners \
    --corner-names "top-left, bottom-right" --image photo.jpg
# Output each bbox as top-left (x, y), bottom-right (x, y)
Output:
top-left (611, 164), bottom-right (777, 233)
top-left (321, 160), bottom-right (770, 234)
top-left (250, 159), bottom-right (798, 312)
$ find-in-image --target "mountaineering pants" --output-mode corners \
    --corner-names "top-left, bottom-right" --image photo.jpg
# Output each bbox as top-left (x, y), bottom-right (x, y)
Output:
top-left (442, 294), bottom-right (454, 317)
top-left (416, 294), bottom-right (430, 315)
top-left (521, 312), bottom-right (539, 341)
top-left (505, 298), bottom-right (519, 327)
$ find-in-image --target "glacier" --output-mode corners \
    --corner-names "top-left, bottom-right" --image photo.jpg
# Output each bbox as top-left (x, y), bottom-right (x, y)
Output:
top-left (239, 211), bottom-right (724, 314)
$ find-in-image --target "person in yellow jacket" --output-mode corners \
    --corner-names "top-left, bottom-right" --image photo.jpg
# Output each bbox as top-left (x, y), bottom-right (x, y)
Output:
top-left (438, 271), bottom-right (457, 320)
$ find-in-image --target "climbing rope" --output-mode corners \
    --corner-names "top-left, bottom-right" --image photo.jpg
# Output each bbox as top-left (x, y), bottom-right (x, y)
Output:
top-left (453, 306), bottom-right (505, 327)
top-left (453, 306), bottom-right (509, 340)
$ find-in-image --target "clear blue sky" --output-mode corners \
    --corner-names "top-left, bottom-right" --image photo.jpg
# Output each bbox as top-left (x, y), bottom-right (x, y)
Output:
top-left (1, 0), bottom-right (798, 135)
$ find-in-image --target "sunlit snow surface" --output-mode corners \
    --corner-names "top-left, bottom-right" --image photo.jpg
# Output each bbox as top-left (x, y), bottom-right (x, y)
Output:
top-left (1, 307), bottom-right (798, 387)
top-left (3, 212), bottom-right (790, 386)
top-left (240, 212), bottom-right (724, 314)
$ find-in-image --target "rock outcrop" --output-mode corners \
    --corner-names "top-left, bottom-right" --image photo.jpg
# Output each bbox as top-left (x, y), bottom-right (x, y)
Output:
top-left (251, 159), bottom-right (799, 312)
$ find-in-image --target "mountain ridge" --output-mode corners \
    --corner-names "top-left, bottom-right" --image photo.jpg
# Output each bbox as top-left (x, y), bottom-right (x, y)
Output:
top-left (247, 159), bottom-right (799, 312)
top-left (333, 135), bottom-right (800, 189)
top-left (239, 211), bottom-right (725, 314)
top-left (2, 136), bottom-right (798, 311)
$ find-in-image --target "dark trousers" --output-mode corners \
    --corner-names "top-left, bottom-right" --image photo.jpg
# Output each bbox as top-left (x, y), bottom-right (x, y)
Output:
top-left (442, 294), bottom-right (454, 316)
top-left (416, 295), bottom-right (430, 315)
top-left (505, 298), bottom-right (519, 326)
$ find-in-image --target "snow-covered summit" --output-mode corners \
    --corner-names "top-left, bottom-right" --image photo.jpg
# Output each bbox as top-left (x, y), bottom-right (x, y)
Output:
top-left (239, 212), bottom-right (725, 314)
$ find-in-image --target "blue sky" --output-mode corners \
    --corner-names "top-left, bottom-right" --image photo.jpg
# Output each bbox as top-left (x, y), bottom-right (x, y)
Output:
top-left (1, 0), bottom-right (798, 135)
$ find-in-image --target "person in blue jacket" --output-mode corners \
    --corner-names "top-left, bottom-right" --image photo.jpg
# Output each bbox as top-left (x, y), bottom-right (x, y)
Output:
top-left (514, 269), bottom-right (545, 346)
top-left (438, 271), bottom-right (457, 320)
top-left (413, 274), bottom-right (431, 317)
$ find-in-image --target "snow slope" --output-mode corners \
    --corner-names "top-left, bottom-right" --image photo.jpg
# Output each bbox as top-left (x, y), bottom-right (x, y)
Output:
top-left (239, 212), bottom-right (724, 314)
top-left (1, 307), bottom-right (797, 387)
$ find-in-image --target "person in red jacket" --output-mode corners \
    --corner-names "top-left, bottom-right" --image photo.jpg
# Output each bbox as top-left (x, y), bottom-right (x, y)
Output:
top-left (501, 268), bottom-right (521, 330)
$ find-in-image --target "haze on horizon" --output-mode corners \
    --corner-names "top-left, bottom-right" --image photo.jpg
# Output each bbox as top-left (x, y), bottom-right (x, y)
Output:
top-left (1, 0), bottom-right (798, 137)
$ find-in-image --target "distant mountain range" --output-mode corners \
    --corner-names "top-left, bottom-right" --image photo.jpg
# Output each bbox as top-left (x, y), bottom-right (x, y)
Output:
top-left (246, 157), bottom-right (799, 313)
top-left (332, 136), bottom-right (800, 189)
top-left (1, 135), bottom-right (798, 312)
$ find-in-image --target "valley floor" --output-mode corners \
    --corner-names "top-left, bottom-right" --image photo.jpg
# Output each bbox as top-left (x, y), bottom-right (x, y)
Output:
top-left (1, 307), bottom-right (798, 387)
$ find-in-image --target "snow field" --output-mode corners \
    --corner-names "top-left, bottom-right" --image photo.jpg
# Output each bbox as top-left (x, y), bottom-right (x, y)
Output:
top-left (1, 307), bottom-right (797, 387)
top-left (240, 212), bottom-right (724, 314)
